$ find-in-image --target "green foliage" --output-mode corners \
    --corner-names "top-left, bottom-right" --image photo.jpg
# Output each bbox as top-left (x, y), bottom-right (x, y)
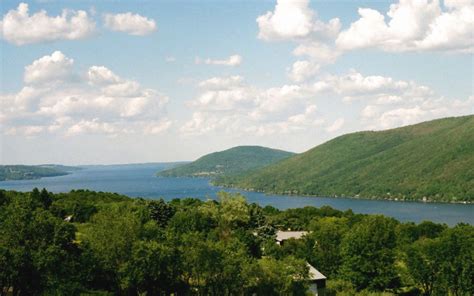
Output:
top-left (0, 189), bottom-right (472, 295)
top-left (0, 192), bottom-right (84, 295)
top-left (340, 216), bottom-right (399, 291)
top-left (148, 199), bottom-right (175, 227)
top-left (83, 203), bottom-right (143, 272)
top-left (405, 224), bottom-right (474, 295)
top-left (308, 217), bottom-right (349, 277)
top-left (120, 240), bottom-right (182, 294)
top-left (157, 145), bottom-right (294, 178)
top-left (217, 192), bottom-right (250, 228)
top-left (253, 256), bottom-right (309, 295)
top-left (226, 115), bottom-right (474, 202)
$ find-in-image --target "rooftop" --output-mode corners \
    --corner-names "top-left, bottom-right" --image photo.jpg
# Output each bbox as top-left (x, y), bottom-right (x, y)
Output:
top-left (276, 231), bottom-right (308, 242)
top-left (307, 263), bottom-right (326, 281)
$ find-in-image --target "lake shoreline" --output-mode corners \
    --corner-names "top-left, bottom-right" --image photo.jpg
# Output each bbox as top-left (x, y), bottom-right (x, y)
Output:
top-left (210, 181), bottom-right (474, 205)
top-left (1, 165), bottom-right (473, 226)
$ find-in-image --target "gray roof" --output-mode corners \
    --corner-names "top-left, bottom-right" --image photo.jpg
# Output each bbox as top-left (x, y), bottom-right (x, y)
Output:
top-left (276, 231), bottom-right (308, 242)
top-left (307, 263), bottom-right (326, 281)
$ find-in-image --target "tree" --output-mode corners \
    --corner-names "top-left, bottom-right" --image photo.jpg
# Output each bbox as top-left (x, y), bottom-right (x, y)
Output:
top-left (340, 216), bottom-right (399, 291)
top-left (436, 224), bottom-right (474, 295)
top-left (217, 192), bottom-right (250, 228)
top-left (121, 241), bottom-right (183, 295)
top-left (148, 199), bottom-right (175, 227)
top-left (406, 238), bottom-right (441, 295)
top-left (168, 208), bottom-right (216, 234)
top-left (39, 188), bottom-right (52, 209)
top-left (308, 217), bottom-right (349, 277)
top-left (248, 203), bottom-right (266, 228)
top-left (0, 190), bottom-right (8, 208)
top-left (0, 193), bottom-right (83, 295)
top-left (406, 224), bottom-right (474, 296)
top-left (254, 256), bottom-right (309, 295)
top-left (83, 203), bottom-right (143, 292)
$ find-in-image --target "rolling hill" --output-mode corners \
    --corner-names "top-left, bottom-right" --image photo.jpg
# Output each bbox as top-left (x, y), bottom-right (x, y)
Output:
top-left (157, 146), bottom-right (295, 178)
top-left (217, 116), bottom-right (474, 202)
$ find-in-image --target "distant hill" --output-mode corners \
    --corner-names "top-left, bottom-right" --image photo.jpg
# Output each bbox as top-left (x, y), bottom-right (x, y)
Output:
top-left (38, 164), bottom-right (82, 172)
top-left (157, 146), bottom-right (295, 179)
top-left (0, 165), bottom-right (76, 181)
top-left (218, 116), bottom-right (474, 203)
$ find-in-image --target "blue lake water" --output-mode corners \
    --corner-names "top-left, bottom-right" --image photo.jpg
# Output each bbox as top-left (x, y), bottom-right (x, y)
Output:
top-left (0, 163), bottom-right (472, 226)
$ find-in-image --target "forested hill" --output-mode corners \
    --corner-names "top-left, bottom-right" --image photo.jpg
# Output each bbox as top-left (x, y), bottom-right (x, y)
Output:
top-left (0, 165), bottom-right (76, 181)
top-left (218, 115), bottom-right (474, 202)
top-left (157, 146), bottom-right (294, 178)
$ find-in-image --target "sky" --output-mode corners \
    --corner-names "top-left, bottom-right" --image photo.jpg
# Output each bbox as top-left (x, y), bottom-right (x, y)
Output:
top-left (0, 0), bottom-right (473, 165)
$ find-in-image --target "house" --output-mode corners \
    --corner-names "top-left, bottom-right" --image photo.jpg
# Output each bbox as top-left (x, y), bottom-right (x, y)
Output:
top-left (307, 263), bottom-right (327, 296)
top-left (276, 231), bottom-right (326, 296)
top-left (276, 230), bottom-right (308, 245)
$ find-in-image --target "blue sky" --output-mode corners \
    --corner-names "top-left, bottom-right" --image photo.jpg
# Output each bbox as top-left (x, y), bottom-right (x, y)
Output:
top-left (1, 0), bottom-right (473, 164)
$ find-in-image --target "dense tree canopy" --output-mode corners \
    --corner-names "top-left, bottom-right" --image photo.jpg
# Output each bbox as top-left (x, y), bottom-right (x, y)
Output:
top-left (0, 188), bottom-right (472, 295)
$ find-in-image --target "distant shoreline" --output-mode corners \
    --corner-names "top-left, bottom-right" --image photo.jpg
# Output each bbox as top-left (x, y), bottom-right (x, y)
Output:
top-left (213, 182), bottom-right (474, 205)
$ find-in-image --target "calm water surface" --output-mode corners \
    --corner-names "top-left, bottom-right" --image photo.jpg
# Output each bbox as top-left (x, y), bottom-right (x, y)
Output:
top-left (0, 163), bottom-right (472, 226)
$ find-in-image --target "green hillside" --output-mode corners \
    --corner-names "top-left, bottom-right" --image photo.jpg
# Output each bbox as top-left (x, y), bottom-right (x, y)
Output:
top-left (157, 146), bottom-right (294, 178)
top-left (219, 116), bottom-right (474, 202)
top-left (0, 165), bottom-right (71, 181)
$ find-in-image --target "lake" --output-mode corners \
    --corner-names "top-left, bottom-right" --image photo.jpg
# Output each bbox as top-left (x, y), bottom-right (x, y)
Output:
top-left (0, 163), bottom-right (472, 226)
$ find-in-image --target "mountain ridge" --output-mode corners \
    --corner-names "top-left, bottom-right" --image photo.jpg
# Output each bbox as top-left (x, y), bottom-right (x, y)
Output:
top-left (216, 115), bottom-right (474, 202)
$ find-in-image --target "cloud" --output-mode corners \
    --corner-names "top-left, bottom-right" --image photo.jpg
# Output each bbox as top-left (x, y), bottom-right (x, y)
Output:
top-left (256, 0), bottom-right (473, 77)
top-left (256, 0), bottom-right (340, 41)
top-left (87, 66), bottom-right (120, 85)
top-left (255, 0), bottom-right (342, 73)
top-left (257, 0), bottom-right (314, 40)
top-left (361, 96), bottom-right (474, 130)
top-left (315, 70), bottom-right (433, 102)
top-left (143, 120), bottom-right (173, 135)
top-left (288, 60), bottom-right (320, 82)
top-left (196, 54), bottom-right (243, 66)
top-left (24, 51), bottom-right (75, 85)
top-left (198, 76), bottom-right (244, 89)
top-left (103, 12), bottom-right (156, 35)
top-left (181, 68), bottom-right (473, 138)
top-left (66, 119), bottom-right (117, 136)
top-left (326, 118), bottom-right (345, 133)
top-left (0, 3), bottom-right (95, 45)
top-left (292, 41), bottom-right (341, 63)
top-left (182, 75), bottom-right (325, 137)
top-left (1, 51), bottom-right (170, 137)
top-left (190, 76), bottom-right (255, 111)
top-left (336, 0), bottom-right (474, 52)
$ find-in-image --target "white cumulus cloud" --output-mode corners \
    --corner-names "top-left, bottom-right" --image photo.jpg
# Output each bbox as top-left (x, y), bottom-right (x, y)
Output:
top-left (24, 51), bottom-right (75, 85)
top-left (1, 51), bottom-right (170, 137)
top-left (257, 0), bottom-right (340, 41)
top-left (288, 60), bottom-right (320, 82)
top-left (336, 0), bottom-right (474, 52)
top-left (104, 12), bottom-right (157, 35)
top-left (0, 3), bottom-right (95, 45)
